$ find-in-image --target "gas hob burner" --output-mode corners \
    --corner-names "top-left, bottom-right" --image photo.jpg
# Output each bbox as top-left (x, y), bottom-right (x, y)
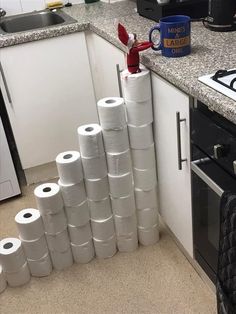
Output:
top-left (198, 69), bottom-right (236, 101)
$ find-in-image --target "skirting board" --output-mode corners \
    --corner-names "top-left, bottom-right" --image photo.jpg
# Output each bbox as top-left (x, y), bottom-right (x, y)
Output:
top-left (24, 161), bottom-right (58, 185)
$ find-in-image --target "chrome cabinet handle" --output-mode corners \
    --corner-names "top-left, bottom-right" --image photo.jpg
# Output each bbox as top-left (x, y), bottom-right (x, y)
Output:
top-left (176, 111), bottom-right (187, 170)
top-left (0, 62), bottom-right (12, 106)
top-left (116, 64), bottom-right (123, 98)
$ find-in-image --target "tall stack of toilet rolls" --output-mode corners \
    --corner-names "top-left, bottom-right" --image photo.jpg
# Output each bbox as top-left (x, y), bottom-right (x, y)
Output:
top-left (78, 124), bottom-right (116, 258)
top-left (97, 97), bottom-right (138, 252)
top-left (0, 238), bottom-right (30, 287)
top-left (56, 151), bottom-right (94, 264)
top-left (121, 67), bottom-right (159, 246)
top-left (34, 183), bottom-right (73, 270)
top-left (15, 208), bottom-right (52, 277)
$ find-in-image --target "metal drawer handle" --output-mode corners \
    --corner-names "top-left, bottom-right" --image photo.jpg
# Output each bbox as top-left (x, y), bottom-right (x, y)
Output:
top-left (0, 62), bottom-right (12, 105)
top-left (176, 111), bottom-right (187, 170)
top-left (116, 64), bottom-right (123, 98)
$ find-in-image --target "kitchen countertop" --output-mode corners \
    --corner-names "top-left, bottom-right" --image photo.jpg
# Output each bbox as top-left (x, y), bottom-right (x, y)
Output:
top-left (0, 1), bottom-right (235, 124)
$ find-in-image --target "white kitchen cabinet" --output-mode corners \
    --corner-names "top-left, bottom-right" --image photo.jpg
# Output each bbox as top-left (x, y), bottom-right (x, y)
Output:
top-left (0, 32), bottom-right (98, 171)
top-left (151, 72), bottom-right (193, 257)
top-left (86, 32), bottom-right (126, 101)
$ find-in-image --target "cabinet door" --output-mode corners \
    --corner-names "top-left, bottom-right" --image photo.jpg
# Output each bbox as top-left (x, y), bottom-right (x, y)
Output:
top-left (0, 32), bottom-right (97, 169)
top-left (151, 73), bottom-right (193, 257)
top-left (86, 32), bottom-right (125, 101)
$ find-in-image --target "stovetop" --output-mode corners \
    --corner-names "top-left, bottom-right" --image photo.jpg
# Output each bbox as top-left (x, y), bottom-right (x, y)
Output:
top-left (198, 69), bottom-right (236, 101)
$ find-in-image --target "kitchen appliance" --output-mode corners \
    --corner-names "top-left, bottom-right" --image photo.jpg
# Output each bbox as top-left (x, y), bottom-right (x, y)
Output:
top-left (199, 69), bottom-right (236, 101)
top-left (191, 101), bottom-right (236, 283)
top-left (137, 0), bottom-right (209, 22)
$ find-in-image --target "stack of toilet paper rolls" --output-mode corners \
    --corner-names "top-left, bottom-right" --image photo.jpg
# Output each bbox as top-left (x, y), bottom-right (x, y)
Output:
top-left (0, 265), bottom-right (7, 293)
top-left (34, 183), bottom-right (73, 270)
top-left (56, 151), bottom-right (94, 264)
top-left (78, 124), bottom-right (116, 258)
top-left (15, 208), bottom-right (52, 277)
top-left (0, 238), bottom-right (30, 287)
top-left (122, 67), bottom-right (159, 246)
top-left (97, 97), bottom-right (138, 252)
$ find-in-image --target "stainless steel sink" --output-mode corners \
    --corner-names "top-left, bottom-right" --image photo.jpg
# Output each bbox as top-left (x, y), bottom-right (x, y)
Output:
top-left (0, 9), bottom-right (76, 35)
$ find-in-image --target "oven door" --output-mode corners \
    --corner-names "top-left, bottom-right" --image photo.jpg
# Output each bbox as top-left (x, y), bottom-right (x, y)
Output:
top-left (191, 145), bottom-right (236, 283)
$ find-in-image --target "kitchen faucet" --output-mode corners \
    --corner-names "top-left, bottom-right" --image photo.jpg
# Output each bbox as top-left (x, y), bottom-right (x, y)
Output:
top-left (0, 8), bottom-right (6, 18)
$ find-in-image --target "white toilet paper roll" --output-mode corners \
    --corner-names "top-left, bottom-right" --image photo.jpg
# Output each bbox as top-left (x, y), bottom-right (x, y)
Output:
top-left (28, 252), bottom-right (52, 277)
top-left (114, 214), bottom-right (137, 236)
top-left (58, 179), bottom-right (86, 207)
top-left (93, 234), bottom-right (117, 259)
top-left (91, 216), bottom-right (115, 241)
top-left (68, 223), bottom-right (92, 245)
top-left (138, 224), bottom-right (159, 246)
top-left (121, 68), bottom-right (151, 102)
top-left (85, 176), bottom-right (109, 201)
top-left (50, 247), bottom-right (73, 271)
top-left (128, 123), bottom-right (154, 149)
top-left (20, 235), bottom-right (48, 260)
top-left (97, 97), bottom-right (126, 130)
top-left (137, 208), bottom-right (159, 229)
top-left (111, 193), bottom-right (136, 217)
top-left (6, 262), bottom-right (30, 287)
top-left (106, 149), bottom-right (132, 176)
top-left (88, 197), bottom-right (112, 220)
top-left (78, 124), bottom-right (104, 158)
top-left (71, 239), bottom-right (95, 264)
top-left (117, 231), bottom-right (138, 253)
top-left (133, 167), bottom-right (157, 191)
top-left (42, 209), bottom-right (67, 234)
top-left (65, 200), bottom-right (90, 227)
top-left (108, 172), bottom-right (133, 197)
top-left (0, 238), bottom-right (26, 272)
top-left (56, 151), bottom-right (83, 185)
top-left (0, 265), bottom-right (7, 294)
top-left (15, 208), bottom-right (44, 241)
top-left (46, 228), bottom-right (70, 252)
top-left (82, 154), bottom-right (107, 179)
top-left (34, 183), bottom-right (64, 215)
top-left (131, 144), bottom-right (156, 169)
top-left (135, 186), bottom-right (158, 210)
top-left (102, 127), bottom-right (129, 153)
top-left (125, 99), bottom-right (153, 126)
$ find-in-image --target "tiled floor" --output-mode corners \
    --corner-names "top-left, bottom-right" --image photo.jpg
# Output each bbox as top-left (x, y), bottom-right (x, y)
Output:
top-left (0, 183), bottom-right (216, 314)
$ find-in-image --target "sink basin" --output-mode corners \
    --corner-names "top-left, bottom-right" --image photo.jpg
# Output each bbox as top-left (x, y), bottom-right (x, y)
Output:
top-left (0, 10), bottom-right (76, 34)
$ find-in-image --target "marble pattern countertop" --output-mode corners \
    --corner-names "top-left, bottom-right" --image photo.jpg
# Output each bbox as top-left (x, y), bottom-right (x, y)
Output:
top-left (0, 1), bottom-right (236, 123)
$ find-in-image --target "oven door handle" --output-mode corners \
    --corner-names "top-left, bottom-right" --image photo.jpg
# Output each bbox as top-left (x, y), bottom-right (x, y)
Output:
top-left (191, 162), bottom-right (224, 197)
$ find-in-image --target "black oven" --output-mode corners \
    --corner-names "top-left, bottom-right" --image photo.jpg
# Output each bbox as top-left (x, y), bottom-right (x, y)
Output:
top-left (191, 101), bottom-right (236, 284)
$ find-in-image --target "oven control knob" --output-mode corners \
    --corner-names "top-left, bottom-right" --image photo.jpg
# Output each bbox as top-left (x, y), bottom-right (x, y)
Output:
top-left (213, 144), bottom-right (225, 159)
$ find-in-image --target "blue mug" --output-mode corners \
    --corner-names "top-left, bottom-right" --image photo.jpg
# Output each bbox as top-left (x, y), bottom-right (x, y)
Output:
top-left (149, 15), bottom-right (191, 58)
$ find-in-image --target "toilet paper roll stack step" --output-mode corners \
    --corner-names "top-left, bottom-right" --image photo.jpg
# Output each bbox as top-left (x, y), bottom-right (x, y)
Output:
top-left (93, 234), bottom-right (117, 259)
top-left (41, 209), bottom-right (67, 234)
top-left (50, 247), bottom-right (73, 271)
top-left (78, 124), bottom-right (105, 158)
top-left (114, 214), bottom-right (137, 236)
top-left (65, 200), bottom-right (90, 226)
top-left (88, 197), bottom-right (112, 220)
top-left (108, 172), bottom-right (133, 198)
top-left (131, 144), bottom-right (156, 169)
top-left (137, 208), bottom-right (159, 229)
top-left (135, 187), bottom-right (158, 210)
top-left (58, 180), bottom-right (86, 207)
top-left (0, 238), bottom-right (26, 273)
top-left (133, 168), bottom-right (157, 191)
top-left (81, 154), bottom-right (107, 179)
top-left (97, 97), bottom-right (126, 130)
top-left (102, 127), bottom-right (129, 153)
top-left (117, 231), bottom-right (138, 253)
top-left (5, 262), bottom-right (31, 287)
top-left (125, 99), bottom-right (153, 126)
top-left (15, 208), bottom-right (44, 241)
top-left (128, 123), bottom-right (154, 149)
top-left (46, 228), bottom-right (70, 252)
top-left (71, 239), bottom-right (95, 264)
top-left (56, 151), bottom-right (83, 185)
top-left (20, 235), bottom-right (48, 260)
top-left (0, 265), bottom-right (7, 294)
top-left (91, 216), bottom-right (115, 241)
top-left (68, 223), bottom-right (92, 245)
top-left (28, 252), bottom-right (52, 277)
top-left (106, 150), bottom-right (132, 176)
top-left (121, 68), bottom-right (151, 102)
top-left (111, 193), bottom-right (136, 217)
top-left (138, 224), bottom-right (159, 246)
top-left (34, 183), bottom-right (64, 215)
top-left (85, 176), bottom-right (109, 201)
